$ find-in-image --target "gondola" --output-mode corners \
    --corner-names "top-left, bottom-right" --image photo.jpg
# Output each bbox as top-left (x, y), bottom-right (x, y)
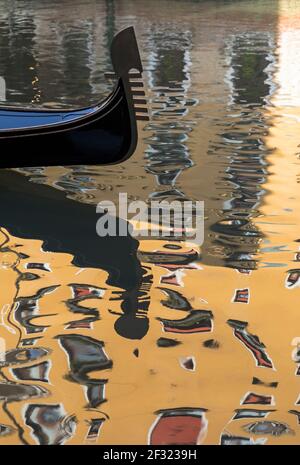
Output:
top-left (0, 27), bottom-right (148, 168)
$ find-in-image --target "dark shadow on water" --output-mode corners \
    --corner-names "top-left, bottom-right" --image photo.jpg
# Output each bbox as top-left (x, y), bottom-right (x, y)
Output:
top-left (0, 169), bottom-right (147, 339)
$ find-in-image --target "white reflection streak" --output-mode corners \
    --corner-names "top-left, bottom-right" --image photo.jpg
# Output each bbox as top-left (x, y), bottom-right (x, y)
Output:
top-left (275, 28), bottom-right (300, 107)
top-left (0, 303), bottom-right (16, 334)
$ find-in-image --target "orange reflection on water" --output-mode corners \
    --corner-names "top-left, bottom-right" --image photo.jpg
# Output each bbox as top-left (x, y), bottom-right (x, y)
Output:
top-left (2, 0), bottom-right (300, 446)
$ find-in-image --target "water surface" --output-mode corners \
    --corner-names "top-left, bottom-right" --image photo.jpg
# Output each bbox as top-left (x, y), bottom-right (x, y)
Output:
top-left (0, 0), bottom-right (299, 445)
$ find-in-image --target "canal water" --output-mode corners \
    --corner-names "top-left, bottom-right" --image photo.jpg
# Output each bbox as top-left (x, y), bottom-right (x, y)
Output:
top-left (0, 0), bottom-right (299, 445)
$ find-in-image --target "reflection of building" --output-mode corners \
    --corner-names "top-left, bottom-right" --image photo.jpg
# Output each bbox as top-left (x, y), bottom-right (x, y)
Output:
top-left (2, 0), bottom-right (300, 446)
top-left (0, 0), bottom-right (113, 107)
top-left (143, 28), bottom-right (194, 200)
top-left (179, 9), bottom-right (279, 270)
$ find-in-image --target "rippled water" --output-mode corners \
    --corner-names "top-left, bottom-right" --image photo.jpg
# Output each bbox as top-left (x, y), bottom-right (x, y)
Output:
top-left (0, 0), bottom-right (300, 445)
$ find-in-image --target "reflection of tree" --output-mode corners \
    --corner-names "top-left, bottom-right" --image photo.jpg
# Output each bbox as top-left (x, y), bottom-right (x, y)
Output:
top-left (61, 26), bottom-right (93, 103)
top-left (232, 48), bottom-right (270, 104)
top-left (0, 13), bottom-right (39, 104)
top-left (105, 0), bottom-right (116, 53)
top-left (152, 49), bottom-right (186, 87)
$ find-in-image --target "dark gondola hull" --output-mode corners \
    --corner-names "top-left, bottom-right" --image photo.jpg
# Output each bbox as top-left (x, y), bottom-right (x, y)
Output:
top-left (0, 83), bottom-right (132, 168)
top-left (0, 27), bottom-right (147, 167)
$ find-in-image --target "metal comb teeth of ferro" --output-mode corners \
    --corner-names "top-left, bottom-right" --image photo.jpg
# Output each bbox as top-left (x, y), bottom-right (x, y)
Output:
top-left (105, 70), bottom-right (149, 121)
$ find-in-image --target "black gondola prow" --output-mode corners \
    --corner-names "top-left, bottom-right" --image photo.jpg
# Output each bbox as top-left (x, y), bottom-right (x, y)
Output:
top-left (0, 27), bottom-right (148, 168)
top-left (108, 26), bottom-right (149, 153)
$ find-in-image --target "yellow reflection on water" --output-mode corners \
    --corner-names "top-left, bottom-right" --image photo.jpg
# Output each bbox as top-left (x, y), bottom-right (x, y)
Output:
top-left (3, 0), bottom-right (300, 446)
